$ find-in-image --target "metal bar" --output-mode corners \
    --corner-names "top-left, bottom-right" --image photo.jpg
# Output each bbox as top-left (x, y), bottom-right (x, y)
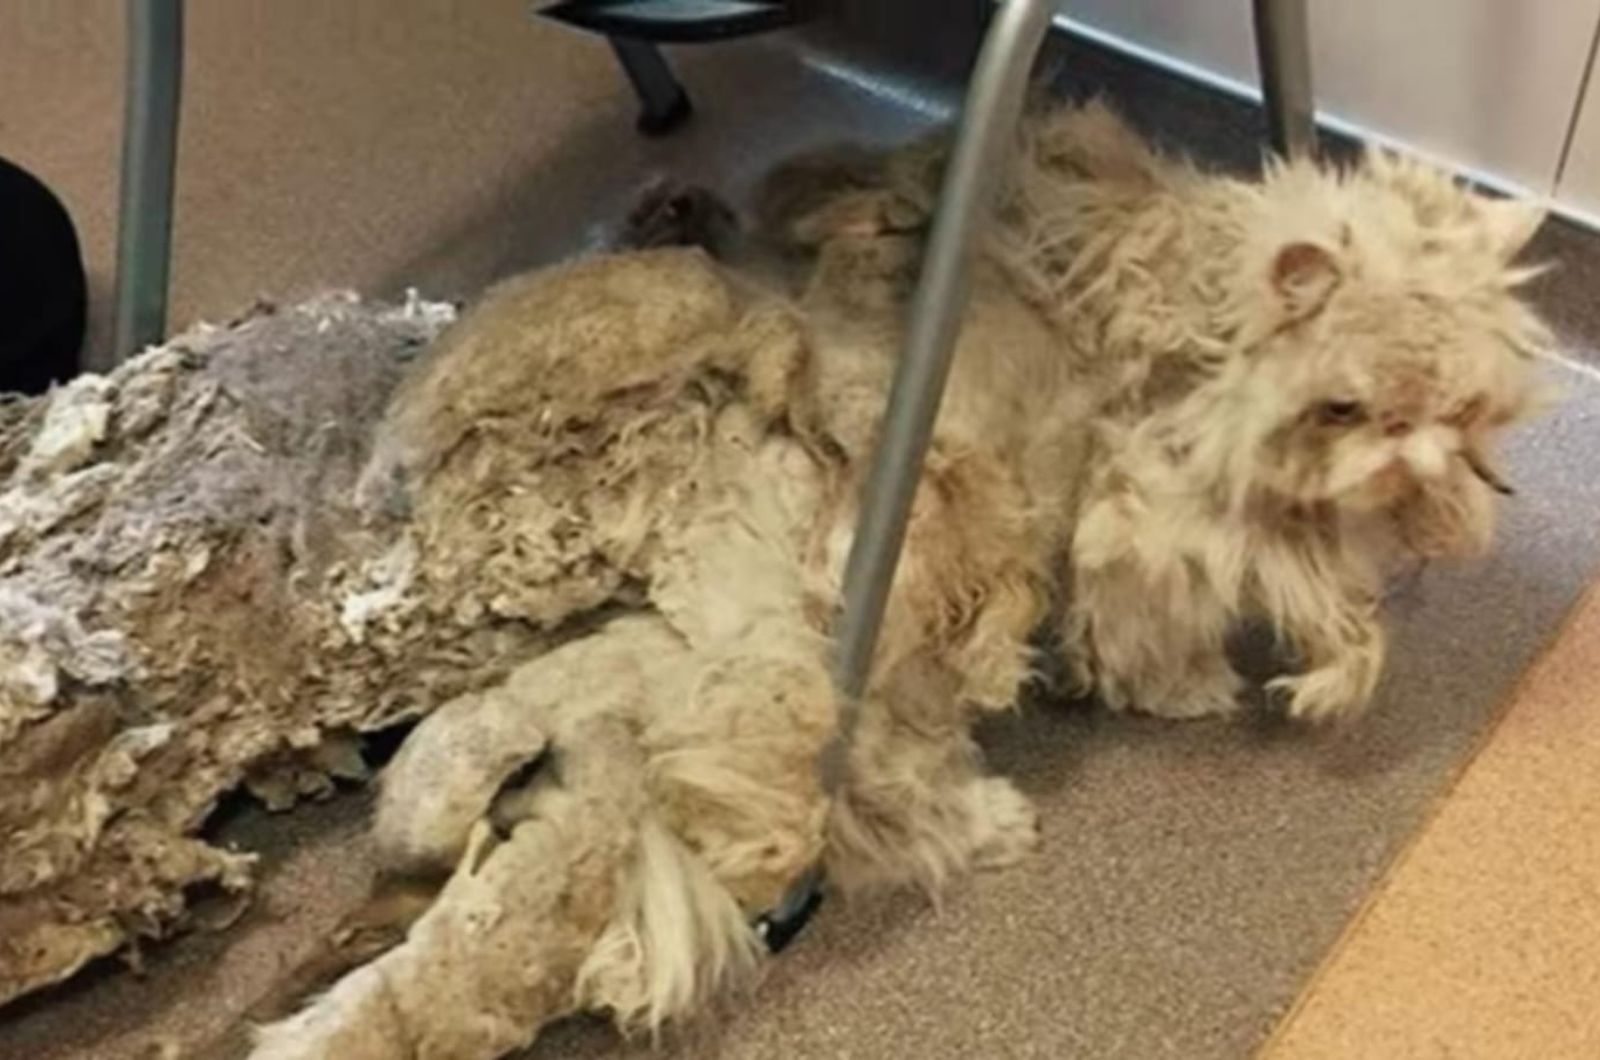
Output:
top-left (1252, 0), bottom-right (1316, 158)
top-left (112, 0), bottom-right (185, 360)
top-left (826, 0), bottom-right (1055, 750)
top-left (607, 37), bottom-right (692, 135)
top-left (762, 0), bottom-right (1056, 940)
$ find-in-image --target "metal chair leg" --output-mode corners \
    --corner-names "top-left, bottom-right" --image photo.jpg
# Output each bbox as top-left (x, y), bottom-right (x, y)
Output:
top-left (113, 0), bottom-right (184, 361)
top-left (829, 0), bottom-right (1055, 744)
top-left (1252, 0), bottom-right (1316, 158)
top-left (759, 0), bottom-right (1057, 947)
top-left (608, 37), bottom-right (693, 136)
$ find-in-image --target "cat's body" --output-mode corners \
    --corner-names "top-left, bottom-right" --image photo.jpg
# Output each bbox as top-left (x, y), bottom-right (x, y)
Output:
top-left (251, 103), bottom-right (1551, 1058)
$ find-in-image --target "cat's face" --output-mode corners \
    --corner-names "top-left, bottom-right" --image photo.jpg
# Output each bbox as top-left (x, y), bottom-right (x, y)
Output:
top-left (1237, 159), bottom-right (1551, 555)
top-left (1254, 281), bottom-right (1533, 512)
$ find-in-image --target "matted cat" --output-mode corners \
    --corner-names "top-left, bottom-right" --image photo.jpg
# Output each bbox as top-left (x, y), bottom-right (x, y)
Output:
top-left (249, 102), bottom-right (1553, 1058)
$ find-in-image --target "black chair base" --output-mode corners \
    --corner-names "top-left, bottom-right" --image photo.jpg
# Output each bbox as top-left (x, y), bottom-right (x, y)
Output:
top-left (543, 0), bottom-right (793, 43)
top-left (536, 0), bottom-right (802, 136)
top-left (609, 37), bottom-right (695, 135)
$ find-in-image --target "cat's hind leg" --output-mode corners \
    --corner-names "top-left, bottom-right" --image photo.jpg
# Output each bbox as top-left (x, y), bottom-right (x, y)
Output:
top-left (249, 617), bottom-right (751, 1059)
top-left (825, 681), bottom-right (1042, 895)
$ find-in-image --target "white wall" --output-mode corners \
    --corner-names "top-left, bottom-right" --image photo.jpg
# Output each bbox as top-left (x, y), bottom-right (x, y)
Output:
top-left (1063, 0), bottom-right (1600, 197)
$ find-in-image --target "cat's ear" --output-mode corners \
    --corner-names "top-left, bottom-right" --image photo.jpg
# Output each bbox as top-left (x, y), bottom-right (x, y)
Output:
top-left (1478, 196), bottom-right (1544, 263)
top-left (1271, 240), bottom-right (1342, 321)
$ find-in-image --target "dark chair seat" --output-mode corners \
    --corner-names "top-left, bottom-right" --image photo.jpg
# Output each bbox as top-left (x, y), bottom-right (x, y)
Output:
top-left (535, 0), bottom-right (814, 135)
top-left (539, 0), bottom-right (798, 43)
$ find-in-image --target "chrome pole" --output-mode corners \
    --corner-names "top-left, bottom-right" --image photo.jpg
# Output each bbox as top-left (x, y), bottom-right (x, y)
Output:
top-left (762, 0), bottom-right (1057, 943)
top-left (827, 0), bottom-right (1055, 768)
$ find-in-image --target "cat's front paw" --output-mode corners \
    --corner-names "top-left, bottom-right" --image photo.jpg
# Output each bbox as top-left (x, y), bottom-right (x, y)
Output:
top-left (966, 778), bottom-right (1041, 870)
top-left (1267, 667), bottom-right (1372, 722)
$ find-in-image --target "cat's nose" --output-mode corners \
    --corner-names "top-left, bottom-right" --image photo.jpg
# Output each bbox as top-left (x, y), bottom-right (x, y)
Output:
top-left (1400, 426), bottom-right (1457, 479)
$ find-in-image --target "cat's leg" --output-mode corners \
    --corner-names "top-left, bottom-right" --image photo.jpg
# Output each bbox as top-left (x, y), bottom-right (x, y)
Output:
top-left (644, 646), bottom-right (837, 912)
top-left (1068, 598), bottom-right (1241, 723)
top-left (250, 617), bottom-right (768, 1058)
top-left (1063, 494), bottom-right (1243, 719)
top-left (850, 701), bottom-right (1041, 891)
top-left (821, 450), bottom-right (1049, 894)
top-left (245, 619), bottom-right (691, 1042)
top-left (250, 713), bottom-right (650, 1060)
top-left (371, 615), bottom-right (689, 875)
top-left (1259, 564), bottom-right (1386, 722)
top-left (825, 676), bottom-right (1041, 895)
top-left (639, 425), bottom-right (842, 911)
top-left (254, 722), bottom-right (761, 1059)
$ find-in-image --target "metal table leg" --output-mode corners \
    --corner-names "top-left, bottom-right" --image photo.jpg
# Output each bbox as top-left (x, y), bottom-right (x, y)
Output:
top-left (112, 0), bottom-right (184, 360)
top-left (760, 0), bottom-right (1057, 947)
top-left (1252, 0), bottom-right (1315, 158)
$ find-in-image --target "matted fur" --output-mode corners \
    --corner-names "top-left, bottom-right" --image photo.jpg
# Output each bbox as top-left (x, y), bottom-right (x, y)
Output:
top-left (251, 102), bottom-right (1553, 1058)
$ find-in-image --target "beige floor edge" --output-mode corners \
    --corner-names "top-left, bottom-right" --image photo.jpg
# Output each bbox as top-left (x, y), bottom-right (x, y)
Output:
top-left (1259, 580), bottom-right (1600, 1060)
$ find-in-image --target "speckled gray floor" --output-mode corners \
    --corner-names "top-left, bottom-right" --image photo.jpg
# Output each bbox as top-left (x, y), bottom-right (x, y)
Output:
top-left (3, 14), bottom-right (1600, 1060)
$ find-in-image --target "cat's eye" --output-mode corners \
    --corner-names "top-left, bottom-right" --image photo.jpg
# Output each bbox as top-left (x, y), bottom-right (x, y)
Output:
top-left (1314, 399), bottom-right (1367, 426)
top-left (1444, 395), bottom-right (1488, 428)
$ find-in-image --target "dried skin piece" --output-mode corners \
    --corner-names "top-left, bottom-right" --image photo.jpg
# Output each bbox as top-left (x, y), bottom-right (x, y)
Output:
top-left (0, 292), bottom-right (512, 1006)
top-left (0, 297), bottom-right (427, 1005)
